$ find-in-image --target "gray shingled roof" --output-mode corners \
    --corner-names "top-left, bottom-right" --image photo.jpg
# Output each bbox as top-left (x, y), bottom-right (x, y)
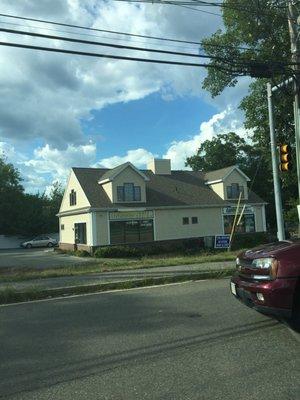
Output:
top-left (204, 166), bottom-right (237, 182)
top-left (72, 167), bottom-right (265, 208)
top-left (99, 164), bottom-right (125, 182)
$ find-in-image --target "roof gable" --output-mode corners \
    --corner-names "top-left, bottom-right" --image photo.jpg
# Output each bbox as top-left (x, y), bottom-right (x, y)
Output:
top-left (98, 162), bottom-right (149, 184)
top-left (59, 169), bottom-right (91, 212)
top-left (205, 165), bottom-right (250, 183)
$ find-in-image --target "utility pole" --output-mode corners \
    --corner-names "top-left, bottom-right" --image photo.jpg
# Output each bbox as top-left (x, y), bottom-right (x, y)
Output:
top-left (267, 83), bottom-right (285, 241)
top-left (287, 1), bottom-right (300, 222)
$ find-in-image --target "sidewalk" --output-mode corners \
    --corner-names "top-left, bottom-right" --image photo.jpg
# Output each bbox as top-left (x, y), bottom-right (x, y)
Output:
top-left (0, 261), bottom-right (234, 293)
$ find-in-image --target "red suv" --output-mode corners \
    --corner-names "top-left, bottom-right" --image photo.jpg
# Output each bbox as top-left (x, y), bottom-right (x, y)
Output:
top-left (231, 240), bottom-right (300, 325)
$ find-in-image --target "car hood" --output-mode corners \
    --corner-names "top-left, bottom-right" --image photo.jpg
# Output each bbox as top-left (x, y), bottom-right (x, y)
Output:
top-left (240, 240), bottom-right (300, 260)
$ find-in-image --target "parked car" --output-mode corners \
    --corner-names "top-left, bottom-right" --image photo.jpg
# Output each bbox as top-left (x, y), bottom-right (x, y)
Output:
top-left (230, 240), bottom-right (300, 325)
top-left (20, 236), bottom-right (58, 249)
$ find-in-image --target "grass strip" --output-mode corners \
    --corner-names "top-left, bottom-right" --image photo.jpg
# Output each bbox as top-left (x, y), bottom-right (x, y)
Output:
top-left (0, 268), bottom-right (234, 305)
top-left (0, 252), bottom-right (237, 283)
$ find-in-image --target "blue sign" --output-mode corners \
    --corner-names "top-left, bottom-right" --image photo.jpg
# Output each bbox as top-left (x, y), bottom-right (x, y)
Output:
top-left (214, 235), bottom-right (230, 249)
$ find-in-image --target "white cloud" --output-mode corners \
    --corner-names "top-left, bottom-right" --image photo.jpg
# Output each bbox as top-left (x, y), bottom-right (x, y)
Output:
top-left (95, 107), bottom-right (252, 171)
top-left (97, 148), bottom-right (157, 168)
top-left (0, 0), bottom-right (228, 149)
top-left (1, 142), bottom-right (97, 192)
top-left (163, 107), bottom-right (252, 169)
top-left (1, 106), bottom-right (252, 192)
top-left (24, 143), bottom-right (96, 178)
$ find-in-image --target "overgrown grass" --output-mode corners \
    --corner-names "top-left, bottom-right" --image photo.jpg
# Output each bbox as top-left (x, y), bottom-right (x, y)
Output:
top-left (0, 268), bottom-right (235, 304)
top-left (0, 250), bottom-right (238, 283)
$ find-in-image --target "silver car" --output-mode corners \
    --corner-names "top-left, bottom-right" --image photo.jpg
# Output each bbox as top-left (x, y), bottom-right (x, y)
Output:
top-left (21, 236), bottom-right (58, 249)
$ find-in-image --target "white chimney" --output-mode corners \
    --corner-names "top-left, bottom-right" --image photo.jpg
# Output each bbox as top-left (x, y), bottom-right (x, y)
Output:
top-left (148, 159), bottom-right (171, 175)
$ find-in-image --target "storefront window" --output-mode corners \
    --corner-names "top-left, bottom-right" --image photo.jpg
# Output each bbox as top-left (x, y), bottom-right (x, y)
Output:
top-left (110, 219), bottom-right (153, 244)
top-left (139, 220), bottom-right (154, 242)
top-left (223, 214), bottom-right (255, 234)
top-left (125, 220), bottom-right (140, 243)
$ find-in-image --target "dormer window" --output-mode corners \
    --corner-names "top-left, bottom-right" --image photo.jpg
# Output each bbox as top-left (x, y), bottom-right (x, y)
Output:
top-left (69, 189), bottom-right (77, 206)
top-left (226, 183), bottom-right (244, 199)
top-left (117, 183), bottom-right (141, 202)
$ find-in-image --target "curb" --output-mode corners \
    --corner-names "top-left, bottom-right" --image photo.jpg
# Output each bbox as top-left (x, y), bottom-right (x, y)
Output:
top-left (0, 269), bottom-right (235, 305)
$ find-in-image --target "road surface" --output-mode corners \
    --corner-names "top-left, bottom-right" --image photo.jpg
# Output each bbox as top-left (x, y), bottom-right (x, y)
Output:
top-left (0, 279), bottom-right (299, 399)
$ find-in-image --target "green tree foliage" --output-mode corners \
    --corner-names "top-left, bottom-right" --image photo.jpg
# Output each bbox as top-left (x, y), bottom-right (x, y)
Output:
top-left (186, 132), bottom-right (251, 171)
top-left (0, 156), bottom-right (24, 234)
top-left (0, 155), bottom-right (64, 236)
top-left (187, 0), bottom-right (298, 228)
top-left (44, 182), bottom-right (64, 233)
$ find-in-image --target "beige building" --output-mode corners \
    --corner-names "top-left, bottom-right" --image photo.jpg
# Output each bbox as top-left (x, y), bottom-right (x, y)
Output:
top-left (58, 159), bottom-right (267, 252)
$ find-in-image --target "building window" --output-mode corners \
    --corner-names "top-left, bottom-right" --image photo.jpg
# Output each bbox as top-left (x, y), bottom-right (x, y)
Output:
top-left (191, 217), bottom-right (198, 224)
top-left (134, 186), bottom-right (141, 201)
top-left (116, 183), bottom-right (141, 202)
top-left (124, 183), bottom-right (134, 201)
top-left (226, 183), bottom-right (244, 199)
top-left (182, 217), bottom-right (189, 225)
top-left (110, 219), bottom-right (153, 244)
top-left (74, 223), bottom-right (87, 244)
top-left (60, 224), bottom-right (64, 230)
top-left (223, 214), bottom-right (255, 234)
top-left (69, 189), bottom-right (77, 206)
top-left (117, 186), bottom-right (124, 202)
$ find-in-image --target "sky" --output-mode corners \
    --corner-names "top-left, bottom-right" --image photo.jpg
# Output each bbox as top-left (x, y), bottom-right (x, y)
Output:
top-left (0, 0), bottom-right (252, 193)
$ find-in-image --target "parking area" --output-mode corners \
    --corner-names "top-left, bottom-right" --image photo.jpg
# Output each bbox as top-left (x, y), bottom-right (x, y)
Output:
top-left (0, 248), bottom-right (94, 270)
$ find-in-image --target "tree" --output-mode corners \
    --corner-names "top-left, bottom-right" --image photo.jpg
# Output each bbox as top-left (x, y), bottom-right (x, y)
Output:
top-left (44, 182), bottom-right (64, 233)
top-left (186, 132), bottom-right (252, 172)
top-left (0, 155), bottom-right (24, 235)
top-left (0, 155), bottom-right (64, 236)
top-left (195, 0), bottom-right (298, 227)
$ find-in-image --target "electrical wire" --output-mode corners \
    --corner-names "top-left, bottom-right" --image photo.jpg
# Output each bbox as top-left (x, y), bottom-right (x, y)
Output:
top-left (112, 0), bottom-right (287, 19)
top-left (0, 40), bottom-right (245, 71)
top-left (0, 20), bottom-right (201, 52)
top-left (0, 26), bottom-right (296, 69)
top-left (0, 27), bottom-right (215, 60)
top-left (0, 12), bottom-right (258, 52)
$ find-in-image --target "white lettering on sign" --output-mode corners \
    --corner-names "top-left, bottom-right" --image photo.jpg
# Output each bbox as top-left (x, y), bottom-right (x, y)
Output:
top-left (214, 235), bottom-right (230, 249)
top-left (109, 210), bottom-right (154, 220)
top-left (223, 205), bottom-right (254, 215)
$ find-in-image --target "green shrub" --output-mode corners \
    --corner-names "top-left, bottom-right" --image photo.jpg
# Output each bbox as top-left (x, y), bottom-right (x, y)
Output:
top-left (94, 239), bottom-right (207, 258)
top-left (231, 232), bottom-right (273, 251)
top-left (94, 246), bottom-right (142, 258)
top-left (75, 250), bottom-right (90, 257)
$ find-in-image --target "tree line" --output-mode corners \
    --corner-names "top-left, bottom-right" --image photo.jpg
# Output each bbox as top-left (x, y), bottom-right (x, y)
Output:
top-left (0, 156), bottom-right (64, 237)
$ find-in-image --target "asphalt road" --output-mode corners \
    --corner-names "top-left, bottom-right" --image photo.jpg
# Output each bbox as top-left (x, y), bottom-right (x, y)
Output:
top-left (0, 279), bottom-right (299, 400)
top-left (0, 248), bottom-right (94, 269)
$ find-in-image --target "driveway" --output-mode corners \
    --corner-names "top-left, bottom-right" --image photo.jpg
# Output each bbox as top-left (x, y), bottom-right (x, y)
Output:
top-left (0, 248), bottom-right (94, 270)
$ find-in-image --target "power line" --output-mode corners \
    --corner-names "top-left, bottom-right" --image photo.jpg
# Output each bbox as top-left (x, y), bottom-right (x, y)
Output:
top-left (1, 26), bottom-right (295, 70)
top-left (0, 40), bottom-right (244, 71)
top-left (164, 2), bottom-right (221, 15)
top-left (112, 0), bottom-right (287, 18)
top-left (1, 26), bottom-right (296, 68)
top-left (0, 12), bottom-right (257, 52)
top-left (0, 20), bottom-right (200, 52)
top-left (0, 12), bottom-right (220, 45)
top-left (0, 27), bottom-right (214, 60)
top-left (0, 38), bottom-right (295, 79)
